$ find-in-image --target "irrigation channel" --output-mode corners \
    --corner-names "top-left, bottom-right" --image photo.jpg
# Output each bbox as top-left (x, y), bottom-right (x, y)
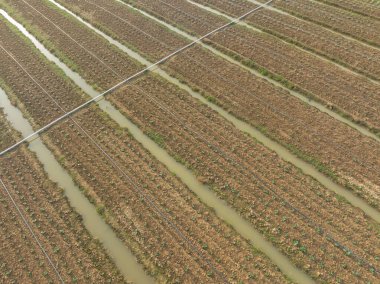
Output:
top-left (50, 0), bottom-right (380, 223)
top-left (124, 0), bottom-right (380, 140)
top-left (248, 0), bottom-right (380, 53)
top-left (188, 0), bottom-right (380, 86)
top-left (0, 87), bottom-right (153, 284)
top-left (1, 8), bottom-right (315, 284)
top-left (119, 0), bottom-right (380, 144)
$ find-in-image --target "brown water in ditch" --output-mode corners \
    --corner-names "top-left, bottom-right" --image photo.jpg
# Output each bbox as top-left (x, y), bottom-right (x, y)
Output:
top-left (53, 0), bottom-right (380, 224)
top-left (8, 4), bottom-right (315, 283)
top-left (0, 49), bottom-right (153, 284)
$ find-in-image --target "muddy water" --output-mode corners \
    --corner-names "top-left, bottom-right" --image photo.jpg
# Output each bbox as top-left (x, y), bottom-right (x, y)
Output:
top-left (121, 0), bottom-right (380, 143)
top-left (48, 0), bottom-right (151, 66)
top-left (54, 0), bottom-right (379, 143)
top-left (188, 0), bottom-right (264, 32)
top-left (0, 52), bottom-right (153, 284)
top-left (6, 4), bottom-right (316, 283)
top-left (189, 0), bottom-right (380, 84)
top-left (247, 0), bottom-right (380, 53)
top-left (83, 0), bottom-right (380, 223)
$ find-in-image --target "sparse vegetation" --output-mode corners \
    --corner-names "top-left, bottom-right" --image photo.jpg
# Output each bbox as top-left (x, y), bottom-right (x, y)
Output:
top-left (0, 0), bottom-right (379, 283)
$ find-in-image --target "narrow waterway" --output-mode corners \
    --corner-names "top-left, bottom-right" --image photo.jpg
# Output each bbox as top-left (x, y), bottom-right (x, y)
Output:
top-left (248, 0), bottom-right (380, 53)
top-left (53, 0), bottom-right (380, 143)
top-left (0, 87), bottom-right (154, 284)
top-left (50, 0), bottom-right (380, 224)
top-left (4, 5), bottom-right (316, 283)
top-left (188, 0), bottom-right (380, 85)
top-left (123, 0), bottom-right (380, 143)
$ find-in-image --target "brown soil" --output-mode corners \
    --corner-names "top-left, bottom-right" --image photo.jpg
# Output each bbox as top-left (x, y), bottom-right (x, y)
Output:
top-left (41, 0), bottom-right (380, 209)
top-left (167, 46), bottom-right (380, 207)
top-left (256, 0), bottom-right (380, 47)
top-left (109, 73), bottom-right (380, 283)
top-left (0, 0), bottom-right (142, 90)
top-left (56, 0), bottom-right (187, 61)
top-left (1, 0), bottom-right (380, 282)
top-left (117, 0), bottom-right (380, 132)
top-left (193, 0), bottom-right (380, 80)
top-left (0, 13), bottom-right (287, 284)
top-left (316, 0), bottom-right (380, 21)
top-left (0, 112), bottom-right (125, 283)
top-left (2, 2), bottom-right (379, 282)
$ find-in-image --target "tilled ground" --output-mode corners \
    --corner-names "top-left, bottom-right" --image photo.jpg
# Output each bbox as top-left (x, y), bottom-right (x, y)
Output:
top-left (256, 0), bottom-right (380, 47)
top-left (1, 3), bottom-right (379, 282)
top-left (1, 0), bottom-right (380, 282)
top-left (0, 15), bottom-right (287, 283)
top-left (316, 0), bottom-right (380, 20)
top-left (0, 112), bottom-right (125, 283)
top-left (26, 0), bottom-right (380, 209)
top-left (46, 108), bottom-right (288, 283)
top-left (109, 73), bottom-right (380, 283)
top-left (0, 0), bottom-right (142, 90)
top-left (192, 0), bottom-right (380, 81)
top-left (113, 0), bottom-right (380, 132)
top-left (167, 46), bottom-right (380, 207)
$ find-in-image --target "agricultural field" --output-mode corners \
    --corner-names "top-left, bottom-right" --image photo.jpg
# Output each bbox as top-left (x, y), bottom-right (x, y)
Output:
top-left (191, 0), bottom-right (380, 81)
top-left (316, 0), bottom-right (380, 20)
top-left (0, 0), bottom-right (379, 283)
top-left (0, 13), bottom-right (288, 283)
top-left (26, 0), bottom-right (380, 210)
top-left (0, 112), bottom-right (125, 283)
top-left (113, 0), bottom-right (380, 133)
top-left (255, 0), bottom-right (380, 47)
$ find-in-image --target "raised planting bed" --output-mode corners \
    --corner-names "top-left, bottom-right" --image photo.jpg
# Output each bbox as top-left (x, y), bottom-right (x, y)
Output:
top-left (0, 15), bottom-right (287, 283)
top-left (0, 112), bottom-right (125, 283)
top-left (37, 0), bottom-right (380, 210)
top-left (192, 0), bottom-right (380, 81)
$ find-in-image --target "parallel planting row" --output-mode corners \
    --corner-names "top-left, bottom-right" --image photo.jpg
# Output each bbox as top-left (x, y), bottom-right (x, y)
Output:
top-left (118, 0), bottom-right (380, 133)
top-left (191, 0), bottom-right (380, 81)
top-left (0, 112), bottom-right (125, 283)
top-left (40, 0), bottom-right (380, 209)
top-left (316, 0), bottom-right (380, 20)
top-left (0, 16), bottom-right (287, 283)
top-left (256, 0), bottom-right (380, 47)
top-left (1, 0), bottom-right (379, 283)
top-left (110, 74), bottom-right (380, 283)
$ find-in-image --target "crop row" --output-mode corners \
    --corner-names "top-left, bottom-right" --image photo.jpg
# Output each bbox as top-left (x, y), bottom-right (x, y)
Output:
top-left (38, 0), bottom-right (380, 210)
top-left (109, 73), bottom-right (380, 283)
top-left (0, 15), bottom-right (286, 283)
top-left (2, 1), bottom-right (379, 282)
top-left (256, 0), bottom-right (380, 47)
top-left (192, 0), bottom-right (380, 81)
top-left (0, 116), bottom-right (16, 150)
top-left (316, 0), bottom-right (380, 20)
top-left (118, 0), bottom-right (380, 132)
top-left (0, 112), bottom-right (125, 283)
top-left (3, 0), bottom-right (142, 90)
